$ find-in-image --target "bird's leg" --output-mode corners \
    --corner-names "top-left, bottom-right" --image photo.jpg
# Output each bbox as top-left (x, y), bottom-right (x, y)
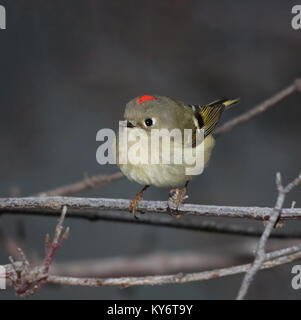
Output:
top-left (168, 181), bottom-right (189, 215)
top-left (129, 185), bottom-right (150, 218)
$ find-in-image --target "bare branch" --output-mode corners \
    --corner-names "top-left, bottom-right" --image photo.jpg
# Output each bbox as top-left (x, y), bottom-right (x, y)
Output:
top-left (1, 196), bottom-right (301, 221)
top-left (4, 244), bottom-right (301, 289)
top-left (35, 172), bottom-right (124, 197)
top-left (48, 243), bottom-right (298, 277)
top-left (2, 199), bottom-right (301, 239)
top-left (215, 78), bottom-right (301, 137)
top-left (42, 251), bottom-right (249, 278)
top-left (7, 206), bottom-right (69, 297)
top-left (236, 172), bottom-right (301, 300)
top-left (42, 205), bottom-right (69, 276)
top-left (2, 174), bottom-right (300, 296)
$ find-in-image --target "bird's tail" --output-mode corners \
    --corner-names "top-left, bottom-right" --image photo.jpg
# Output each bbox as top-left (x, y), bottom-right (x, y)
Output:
top-left (208, 97), bottom-right (240, 108)
top-left (193, 97), bottom-right (240, 137)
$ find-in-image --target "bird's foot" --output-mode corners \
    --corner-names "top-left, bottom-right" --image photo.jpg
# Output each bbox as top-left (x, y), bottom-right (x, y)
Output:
top-left (168, 187), bottom-right (188, 216)
top-left (129, 193), bottom-right (143, 218)
top-left (129, 185), bottom-right (149, 218)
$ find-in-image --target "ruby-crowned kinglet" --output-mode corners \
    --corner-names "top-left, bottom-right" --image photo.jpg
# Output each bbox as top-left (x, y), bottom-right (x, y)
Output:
top-left (116, 95), bottom-right (239, 216)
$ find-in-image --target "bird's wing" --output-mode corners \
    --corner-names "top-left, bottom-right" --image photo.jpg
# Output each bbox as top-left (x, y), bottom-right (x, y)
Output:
top-left (189, 98), bottom-right (239, 138)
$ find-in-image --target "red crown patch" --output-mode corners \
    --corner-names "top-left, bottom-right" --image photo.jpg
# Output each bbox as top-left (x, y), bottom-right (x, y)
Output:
top-left (137, 95), bottom-right (157, 105)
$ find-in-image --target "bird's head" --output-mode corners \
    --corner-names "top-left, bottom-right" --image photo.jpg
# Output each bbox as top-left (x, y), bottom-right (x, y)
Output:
top-left (124, 95), bottom-right (184, 131)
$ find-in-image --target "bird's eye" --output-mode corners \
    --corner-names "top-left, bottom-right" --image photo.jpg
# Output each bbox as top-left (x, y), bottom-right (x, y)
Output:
top-left (144, 118), bottom-right (154, 127)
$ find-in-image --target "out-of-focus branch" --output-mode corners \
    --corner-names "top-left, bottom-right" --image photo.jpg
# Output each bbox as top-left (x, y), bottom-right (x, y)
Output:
top-left (1, 196), bottom-right (301, 221)
top-left (0, 227), bottom-right (21, 259)
top-left (236, 172), bottom-right (301, 300)
top-left (4, 244), bottom-right (301, 289)
top-left (215, 78), bottom-right (301, 137)
top-left (35, 172), bottom-right (124, 197)
top-left (49, 251), bottom-right (249, 278)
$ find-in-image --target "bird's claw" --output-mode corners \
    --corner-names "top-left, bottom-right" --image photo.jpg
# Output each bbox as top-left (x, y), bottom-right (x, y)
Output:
top-left (129, 194), bottom-right (143, 218)
top-left (168, 188), bottom-right (188, 216)
top-left (129, 185), bottom-right (149, 218)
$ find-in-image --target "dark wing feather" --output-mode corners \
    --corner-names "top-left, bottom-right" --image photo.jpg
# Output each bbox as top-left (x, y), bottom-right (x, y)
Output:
top-left (188, 98), bottom-right (239, 138)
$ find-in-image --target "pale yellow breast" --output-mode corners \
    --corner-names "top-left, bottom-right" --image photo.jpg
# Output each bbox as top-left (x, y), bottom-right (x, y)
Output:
top-left (115, 131), bottom-right (215, 188)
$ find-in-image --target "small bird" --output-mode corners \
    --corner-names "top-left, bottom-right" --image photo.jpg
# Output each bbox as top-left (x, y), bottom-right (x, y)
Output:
top-left (116, 94), bottom-right (239, 216)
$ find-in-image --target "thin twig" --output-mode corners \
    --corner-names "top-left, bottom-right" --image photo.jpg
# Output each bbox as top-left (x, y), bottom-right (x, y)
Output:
top-left (236, 172), bottom-right (301, 300)
top-left (215, 78), bottom-right (301, 137)
top-left (48, 243), bottom-right (298, 277)
top-left (7, 206), bottom-right (69, 297)
top-left (35, 172), bottom-right (124, 197)
top-left (35, 251), bottom-right (251, 278)
top-left (45, 251), bottom-right (301, 287)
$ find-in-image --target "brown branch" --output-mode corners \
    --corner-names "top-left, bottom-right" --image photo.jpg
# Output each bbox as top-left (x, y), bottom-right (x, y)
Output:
top-left (48, 240), bottom-right (297, 277)
top-left (7, 206), bottom-right (69, 297)
top-left (42, 251), bottom-right (249, 278)
top-left (214, 78), bottom-right (301, 137)
top-left (43, 250), bottom-right (301, 287)
top-left (236, 172), bottom-right (301, 300)
top-left (35, 172), bottom-right (124, 197)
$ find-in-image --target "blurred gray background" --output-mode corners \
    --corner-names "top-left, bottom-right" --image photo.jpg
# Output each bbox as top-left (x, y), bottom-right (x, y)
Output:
top-left (0, 0), bottom-right (300, 299)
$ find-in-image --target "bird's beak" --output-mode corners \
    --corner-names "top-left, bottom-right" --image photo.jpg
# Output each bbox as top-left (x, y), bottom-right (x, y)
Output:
top-left (126, 121), bottom-right (136, 128)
